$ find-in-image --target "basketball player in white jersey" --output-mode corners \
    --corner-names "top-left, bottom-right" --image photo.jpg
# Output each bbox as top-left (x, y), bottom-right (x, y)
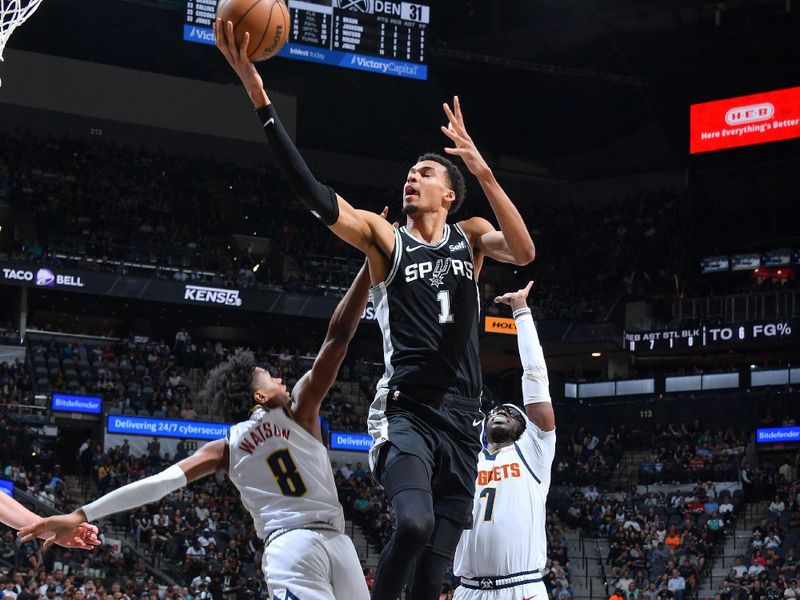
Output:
top-left (453, 281), bottom-right (556, 599)
top-left (19, 260), bottom-right (376, 600)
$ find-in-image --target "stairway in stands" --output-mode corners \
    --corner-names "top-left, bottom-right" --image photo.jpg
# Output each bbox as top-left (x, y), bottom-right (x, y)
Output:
top-left (563, 526), bottom-right (608, 600)
top-left (346, 520), bottom-right (381, 572)
top-left (695, 500), bottom-right (770, 599)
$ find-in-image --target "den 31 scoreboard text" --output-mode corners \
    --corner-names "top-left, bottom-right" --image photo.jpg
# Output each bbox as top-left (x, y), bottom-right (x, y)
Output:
top-left (184, 0), bottom-right (429, 80)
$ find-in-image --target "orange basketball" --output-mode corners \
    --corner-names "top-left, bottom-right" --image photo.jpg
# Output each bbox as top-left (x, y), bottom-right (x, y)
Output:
top-left (216, 0), bottom-right (290, 62)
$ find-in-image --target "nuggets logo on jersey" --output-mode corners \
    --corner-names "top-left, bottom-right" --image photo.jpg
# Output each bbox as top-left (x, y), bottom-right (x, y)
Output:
top-left (476, 463), bottom-right (521, 485)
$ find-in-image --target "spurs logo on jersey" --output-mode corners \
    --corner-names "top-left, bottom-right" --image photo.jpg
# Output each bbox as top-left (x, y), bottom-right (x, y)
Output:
top-left (227, 406), bottom-right (345, 540)
top-left (453, 415), bottom-right (556, 578)
top-left (369, 224), bottom-right (482, 399)
top-left (404, 257), bottom-right (476, 287)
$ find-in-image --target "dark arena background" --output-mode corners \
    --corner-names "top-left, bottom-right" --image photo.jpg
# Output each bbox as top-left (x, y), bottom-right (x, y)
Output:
top-left (1, 0), bottom-right (799, 599)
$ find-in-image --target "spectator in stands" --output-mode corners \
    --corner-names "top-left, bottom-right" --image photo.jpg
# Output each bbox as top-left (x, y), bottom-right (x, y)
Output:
top-left (770, 495), bottom-right (786, 515)
top-left (667, 570), bottom-right (685, 600)
top-left (184, 539), bottom-right (207, 574)
top-left (742, 463), bottom-right (755, 500)
top-left (180, 403), bottom-right (198, 420)
top-left (610, 588), bottom-right (625, 600)
top-left (766, 581), bottom-right (784, 600)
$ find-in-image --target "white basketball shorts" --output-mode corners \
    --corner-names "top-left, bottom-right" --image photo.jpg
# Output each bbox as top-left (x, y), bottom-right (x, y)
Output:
top-left (263, 528), bottom-right (370, 600)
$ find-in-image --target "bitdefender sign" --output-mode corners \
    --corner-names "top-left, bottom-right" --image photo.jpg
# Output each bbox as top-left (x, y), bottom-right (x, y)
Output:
top-left (690, 87), bottom-right (800, 154)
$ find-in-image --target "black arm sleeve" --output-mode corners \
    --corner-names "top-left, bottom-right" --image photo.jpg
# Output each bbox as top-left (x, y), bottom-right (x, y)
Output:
top-left (256, 104), bottom-right (339, 225)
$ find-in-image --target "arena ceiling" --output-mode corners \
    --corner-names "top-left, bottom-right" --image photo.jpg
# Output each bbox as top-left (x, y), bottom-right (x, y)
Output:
top-left (8, 0), bottom-right (800, 179)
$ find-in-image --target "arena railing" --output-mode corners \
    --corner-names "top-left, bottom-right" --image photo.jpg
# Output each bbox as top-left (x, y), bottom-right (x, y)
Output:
top-left (672, 289), bottom-right (798, 325)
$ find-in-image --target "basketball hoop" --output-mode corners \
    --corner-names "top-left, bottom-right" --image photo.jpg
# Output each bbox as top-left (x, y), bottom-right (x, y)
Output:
top-left (0, 0), bottom-right (45, 85)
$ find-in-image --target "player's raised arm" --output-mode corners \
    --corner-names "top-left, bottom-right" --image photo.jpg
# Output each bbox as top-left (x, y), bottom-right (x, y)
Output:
top-left (494, 281), bottom-right (555, 432)
top-left (291, 251), bottom-right (376, 440)
top-left (442, 96), bottom-right (535, 266)
top-left (213, 20), bottom-right (395, 273)
top-left (18, 439), bottom-right (228, 548)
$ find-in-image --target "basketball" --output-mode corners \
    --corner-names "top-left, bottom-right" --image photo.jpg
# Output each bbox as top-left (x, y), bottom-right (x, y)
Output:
top-left (216, 0), bottom-right (290, 62)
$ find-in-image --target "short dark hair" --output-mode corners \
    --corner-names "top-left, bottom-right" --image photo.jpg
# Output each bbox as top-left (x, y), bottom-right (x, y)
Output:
top-left (417, 152), bottom-right (466, 214)
top-left (201, 350), bottom-right (257, 423)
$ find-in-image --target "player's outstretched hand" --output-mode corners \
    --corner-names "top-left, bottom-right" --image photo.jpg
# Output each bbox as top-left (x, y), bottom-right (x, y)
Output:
top-left (494, 281), bottom-right (534, 311)
top-left (18, 512), bottom-right (100, 550)
top-left (440, 96), bottom-right (491, 179)
top-left (213, 19), bottom-right (269, 107)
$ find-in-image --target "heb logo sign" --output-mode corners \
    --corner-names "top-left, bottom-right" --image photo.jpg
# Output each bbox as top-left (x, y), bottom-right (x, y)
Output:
top-left (184, 285), bottom-right (242, 307)
top-left (485, 316), bottom-right (517, 335)
top-left (725, 103), bottom-right (774, 125)
top-left (690, 86), bottom-right (800, 154)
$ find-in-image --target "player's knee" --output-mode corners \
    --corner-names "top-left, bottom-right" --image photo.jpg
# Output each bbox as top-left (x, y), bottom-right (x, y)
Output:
top-left (395, 511), bottom-right (435, 547)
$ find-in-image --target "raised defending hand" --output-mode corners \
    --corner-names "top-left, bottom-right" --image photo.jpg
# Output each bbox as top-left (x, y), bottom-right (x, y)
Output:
top-left (493, 281), bottom-right (534, 311)
top-left (18, 512), bottom-right (100, 550)
top-left (440, 96), bottom-right (491, 179)
top-left (213, 19), bottom-right (269, 107)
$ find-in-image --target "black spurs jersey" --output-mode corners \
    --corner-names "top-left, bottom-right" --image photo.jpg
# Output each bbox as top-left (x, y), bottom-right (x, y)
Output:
top-left (371, 223), bottom-right (482, 399)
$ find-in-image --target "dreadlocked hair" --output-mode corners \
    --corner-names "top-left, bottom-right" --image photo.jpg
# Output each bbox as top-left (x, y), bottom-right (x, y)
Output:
top-left (201, 349), bottom-right (257, 423)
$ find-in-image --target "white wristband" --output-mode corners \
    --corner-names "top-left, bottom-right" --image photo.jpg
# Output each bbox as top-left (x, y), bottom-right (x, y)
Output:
top-left (82, 464), bottom-right (187, 522)
top-left (512, 307), bottom-right (532, 319)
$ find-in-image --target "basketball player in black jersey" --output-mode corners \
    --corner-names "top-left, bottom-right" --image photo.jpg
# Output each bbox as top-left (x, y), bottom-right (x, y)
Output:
top-left (216, 20), bottom-right (536, 600)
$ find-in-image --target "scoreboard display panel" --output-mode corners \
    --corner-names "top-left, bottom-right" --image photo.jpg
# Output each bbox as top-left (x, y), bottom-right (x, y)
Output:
top-left (624, 319), bottom-right (796, 352)
top-left (185, 0), bottom-right (429, 80)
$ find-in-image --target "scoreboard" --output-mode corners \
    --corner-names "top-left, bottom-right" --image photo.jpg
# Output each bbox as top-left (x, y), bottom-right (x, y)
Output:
top-left (184, 0), bottom-right (430, 80)
top-left (624, 319), bottom-right (796, 352)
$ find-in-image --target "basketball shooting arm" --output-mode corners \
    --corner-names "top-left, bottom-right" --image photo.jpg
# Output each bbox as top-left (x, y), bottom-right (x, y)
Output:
top-left (291, 252), bottom-right (374, 443)
top-left (441, 98), bottom-right (535, 269)
top-left (214, 20), bottom-right (396, 283)
top-left (494, 282), bottom-right (555, 432)
top-left (18, 441), bottom-right (230, 548)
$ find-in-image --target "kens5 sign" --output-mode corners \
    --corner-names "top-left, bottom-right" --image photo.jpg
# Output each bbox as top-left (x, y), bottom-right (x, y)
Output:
top-left (690, 87), bottom-right (800, 154)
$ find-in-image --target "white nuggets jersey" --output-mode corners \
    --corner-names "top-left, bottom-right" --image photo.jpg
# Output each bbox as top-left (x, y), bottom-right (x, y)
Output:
top-left (227, 406), bottom-right (345, 540)
top-left (454, 415), bottom-right (556, 577)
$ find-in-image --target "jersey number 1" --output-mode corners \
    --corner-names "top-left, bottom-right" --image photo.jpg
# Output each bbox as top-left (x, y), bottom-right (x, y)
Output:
top-left (266, 449), bottom-right (307, 497)
top-left (437, 290), bottom-right (454, 324)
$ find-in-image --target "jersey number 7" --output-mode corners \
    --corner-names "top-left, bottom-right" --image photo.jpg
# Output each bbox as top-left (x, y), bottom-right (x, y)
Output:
top-left (266, 449), bottom-right (308, 497)
top-left (479, 487), bottom-right (496, 521)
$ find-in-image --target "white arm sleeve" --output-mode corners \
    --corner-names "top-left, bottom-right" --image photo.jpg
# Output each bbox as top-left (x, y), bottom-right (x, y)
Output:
top-left (82, 464), bottom-right (187, 522)
top-left (514, 309), bottom-right (551, 405)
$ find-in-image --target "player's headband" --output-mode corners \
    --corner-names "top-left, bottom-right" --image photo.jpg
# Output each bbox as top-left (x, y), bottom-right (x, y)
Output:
top-left (487, 403), bottom-right (527, 430)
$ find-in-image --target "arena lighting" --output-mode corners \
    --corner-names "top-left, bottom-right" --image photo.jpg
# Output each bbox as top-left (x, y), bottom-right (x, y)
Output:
top-left (252, 264), bottom-right (260, 273)
top-left (591, 352), bottom-right (602, 357)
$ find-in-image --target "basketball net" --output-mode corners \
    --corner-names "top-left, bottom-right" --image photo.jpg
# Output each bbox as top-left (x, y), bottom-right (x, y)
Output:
top-left (0, 0), bottom-right (45, 85)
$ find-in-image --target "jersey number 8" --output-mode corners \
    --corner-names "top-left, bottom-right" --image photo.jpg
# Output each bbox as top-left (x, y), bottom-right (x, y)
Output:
top-left (266, 449), bottom-right (308, 497)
